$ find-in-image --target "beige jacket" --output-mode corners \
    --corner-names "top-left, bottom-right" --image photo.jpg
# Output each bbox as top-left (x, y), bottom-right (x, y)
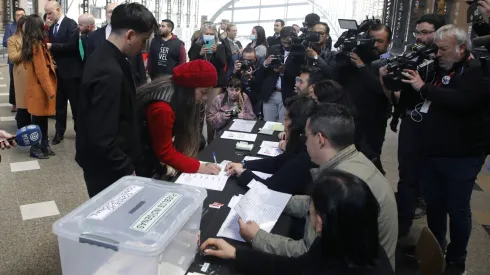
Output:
top-left (252, 145), bottom-right (398, 270)
top-left (7, 35), bottom-right (27, 109)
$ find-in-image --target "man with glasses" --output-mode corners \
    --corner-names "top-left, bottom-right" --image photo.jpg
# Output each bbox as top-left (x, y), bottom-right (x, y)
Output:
top-left (379, 14), bottom-right (445, 245)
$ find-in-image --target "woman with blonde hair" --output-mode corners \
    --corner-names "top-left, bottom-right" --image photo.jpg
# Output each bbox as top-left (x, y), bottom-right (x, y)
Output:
top-left (22, 14), bottom-right (57, 159)
top-left (7, 15), bottom-right (30, 129)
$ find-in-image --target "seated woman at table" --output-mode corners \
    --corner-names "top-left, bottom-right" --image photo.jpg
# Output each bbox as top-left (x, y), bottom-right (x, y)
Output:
top-left (136, 60), bottom-right (221, 179)
top-left (225, 95), bottom-right (317, 195)
top-left (200, 170), bottom-right (394, 275)
top-left (207, 77), bottom-right (256, 136)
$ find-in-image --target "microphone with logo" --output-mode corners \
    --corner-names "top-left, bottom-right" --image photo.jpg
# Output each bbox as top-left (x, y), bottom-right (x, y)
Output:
top-left (7, 125), bottom-right (43, 146)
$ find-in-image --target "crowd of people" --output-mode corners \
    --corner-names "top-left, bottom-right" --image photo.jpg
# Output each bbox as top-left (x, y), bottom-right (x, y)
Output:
top-left (1, 1), bottom-right (490, 274)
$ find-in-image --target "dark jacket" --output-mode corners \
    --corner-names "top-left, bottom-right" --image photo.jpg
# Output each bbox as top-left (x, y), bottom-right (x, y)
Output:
top-left (256, 45), bottom-right (303, 103)
top-left (238, 150), bottom-right (316, 195)
top-left (420, 53), bottom-right (490, 156)
top-left (86, 26), bottom-right (147, 87)
top-left (234, 64), bottom-right (263, 107)
top-left (76, 40), bottom-right (142, 186)
top-left (147, 34), bottom-right (186, 79)
top-left (48, 16), bottom-right (83, 79)
top-left (80, 33), bottom-right (89, 65)
top-left (3, 23), bottom-right (16, 65)
top-left (223, 38), bottom-right (243, 80)
top-left (188, 40), bottom-right (227, 87)
top-left (267, 34), bottom-right (281, 48)
top-left (233, 238), bottom-right (394, 275)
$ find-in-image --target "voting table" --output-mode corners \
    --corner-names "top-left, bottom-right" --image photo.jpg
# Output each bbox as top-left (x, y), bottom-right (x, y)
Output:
top-left (186, 121), bottom-right (294, 275)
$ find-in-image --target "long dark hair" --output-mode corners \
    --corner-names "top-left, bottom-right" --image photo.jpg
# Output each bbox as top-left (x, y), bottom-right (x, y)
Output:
top-left (137, 77), bottom-right (201, 157)
top-left (284, 95), bottom-right (317, 155)
top-left (310, 169), bottom-right (380, 268)
top-left (15, 16), bottom-right (27, 35)
top-left (21, 14), bottom-right (45, 62)
top-left (253, 25), bottom-right (268, 48)
top-left (313, 80), bottom-right (357, 118)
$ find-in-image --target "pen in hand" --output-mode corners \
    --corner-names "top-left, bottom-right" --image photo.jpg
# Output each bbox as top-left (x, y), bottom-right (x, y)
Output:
top-left (212, 152), bottom-right (218, 164)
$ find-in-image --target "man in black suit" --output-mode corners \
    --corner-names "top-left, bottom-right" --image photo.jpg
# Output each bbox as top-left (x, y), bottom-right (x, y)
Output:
top-left (86, 2), bottom-right (147, 87)
top-left (78, 13), bottom-right (96, 64)
top-left (45, 1), bottom-right (83, 145)
top-left (222, 24), bottom-right (243, 80)
top-left (76, 3), bottom-right (157, 197)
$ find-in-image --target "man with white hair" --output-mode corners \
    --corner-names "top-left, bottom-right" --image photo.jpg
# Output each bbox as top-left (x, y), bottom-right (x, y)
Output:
top-left (78, 13), bottom-right (96, 63)
top-left (402, 24), bottom-right (490, 275)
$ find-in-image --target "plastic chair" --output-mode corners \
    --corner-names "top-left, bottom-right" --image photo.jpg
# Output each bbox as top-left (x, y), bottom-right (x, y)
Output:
top-left (415, 227), bottom-right (446, 275)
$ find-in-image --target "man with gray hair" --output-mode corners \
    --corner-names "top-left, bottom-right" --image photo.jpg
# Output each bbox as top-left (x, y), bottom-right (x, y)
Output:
top-left (402, 24), bottom-right (490, 275)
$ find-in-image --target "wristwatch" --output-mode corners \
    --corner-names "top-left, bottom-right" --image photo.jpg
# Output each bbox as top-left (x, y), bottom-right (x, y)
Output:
top-left (241, 160), bottom-right (247, 168)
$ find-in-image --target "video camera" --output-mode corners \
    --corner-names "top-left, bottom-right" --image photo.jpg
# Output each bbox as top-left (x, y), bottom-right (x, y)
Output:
top-left (240, 60), bottom-right (252, 71)
top-left (270, 53), bottom-right (285, 69)
top-left (382, 43), bottom-right (438, 90)
top-left (467, 0), bottom-right (484, 23)
top-left (334, 16), bottom-right (380, 52)
top-left (290, 22), bottom-right (321, 55)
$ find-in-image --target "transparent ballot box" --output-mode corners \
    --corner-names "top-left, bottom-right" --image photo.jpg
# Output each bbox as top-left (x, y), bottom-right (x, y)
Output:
top-left (53, 176), bottom-right (207, 275)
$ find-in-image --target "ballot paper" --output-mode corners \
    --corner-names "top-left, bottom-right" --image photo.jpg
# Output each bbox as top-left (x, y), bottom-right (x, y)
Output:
top-left (229, 119), bottom-right (257, 132)
top-left (257, 146), bottom-right (282, 157)
top-left (260, 141), bottom-right (280, 149)
top-left (221, 131), bottom-right (257, 142)
top-left (217, 209), bottom-right (245, 242)
top-left (262, 121), bottom-right (285, 132)
top-left (175, 161), bottom-right (229, 191)
top-left (234, 184), bottom-right (291, 232)
top-left (228, 194), bottom-right (244, 208)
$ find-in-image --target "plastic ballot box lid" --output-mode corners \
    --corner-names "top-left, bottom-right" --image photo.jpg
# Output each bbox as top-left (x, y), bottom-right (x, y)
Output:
top-left (53, 176), bottom-right (207, 256)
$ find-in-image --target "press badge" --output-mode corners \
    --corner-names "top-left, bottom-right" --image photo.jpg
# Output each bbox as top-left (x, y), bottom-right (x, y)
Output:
top-left (420, 101), bottom-right (431, 113)
top-left (442, 75), bottom-right (451, 85)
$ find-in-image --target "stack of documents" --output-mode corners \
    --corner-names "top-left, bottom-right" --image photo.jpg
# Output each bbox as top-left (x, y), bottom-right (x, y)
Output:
top-left (217, 180), bottom-right (292, 242)
top-left (229, 119), bottom-right (257, 132)
top-left (221, 131), bottom-right (257, 142)
top-left (257, 140), bottom-right (282, 157)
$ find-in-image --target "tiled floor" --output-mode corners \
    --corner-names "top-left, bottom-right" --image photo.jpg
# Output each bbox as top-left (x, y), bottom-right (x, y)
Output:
top-left (0, 63), bottom-right (490, 274)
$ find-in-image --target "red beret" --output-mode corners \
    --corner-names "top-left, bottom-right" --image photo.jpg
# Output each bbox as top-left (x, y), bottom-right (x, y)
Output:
top-left (172, 60), bottom-right (218, 88)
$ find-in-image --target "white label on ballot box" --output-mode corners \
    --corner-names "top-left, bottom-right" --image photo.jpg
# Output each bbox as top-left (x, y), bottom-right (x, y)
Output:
top-left (131, 192), bottom-right (182, 233)
top-left (87, 185), bottom-right (144, 220)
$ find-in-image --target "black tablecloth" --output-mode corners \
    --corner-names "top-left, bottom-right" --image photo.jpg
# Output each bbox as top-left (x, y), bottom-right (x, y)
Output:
top-left (186, 121), bottom-right (292, 275)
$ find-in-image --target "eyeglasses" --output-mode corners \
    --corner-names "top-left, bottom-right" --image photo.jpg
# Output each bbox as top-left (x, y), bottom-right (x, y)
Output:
top-left (413, 30), bottom-right (435, 37)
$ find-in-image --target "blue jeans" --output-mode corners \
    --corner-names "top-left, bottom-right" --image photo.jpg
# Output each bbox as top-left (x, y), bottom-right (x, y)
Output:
top-left (263, 91), bottom-right (284, 123)
top-left (421, 156), bottom-right (485, 263)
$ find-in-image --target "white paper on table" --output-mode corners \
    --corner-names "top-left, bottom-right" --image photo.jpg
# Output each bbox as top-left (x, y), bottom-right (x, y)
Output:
top-left (252, 171), bottom-right (273, 180)
top-left (260, 141), bottom-right (280, 149)
top-left (233, 183), bottom-right (292, 233)
top-left (216, 209), bottom-right (245, 242)
top-left (175, 161), bottom-right (230, 191)
top-left (244, 156), bottom-right (262, 161)
top-left (247, 179), bottom-right (268, 190)
top-left (229, 119), bottom-right (257, 133)
top-left (228, 194), bottom-right (244, 208)
top-left (262, 121), bottom-right (284, 132)
top-left (257, 147), bottom-right (282, 157)
top-left (221, 131), bottom-right (257, 142)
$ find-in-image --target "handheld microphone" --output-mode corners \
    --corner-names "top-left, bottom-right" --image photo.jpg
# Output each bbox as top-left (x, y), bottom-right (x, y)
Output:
top-left (6, 125), bottom-right (43, 146)
top-left (472, 35), bottom-right (490, 48)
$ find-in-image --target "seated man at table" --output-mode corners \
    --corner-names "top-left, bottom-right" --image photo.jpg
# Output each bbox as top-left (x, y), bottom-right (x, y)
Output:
top-left (225, 95), bottom-right (318, 195)
top-left (237, 103), bottom-right (398, 270)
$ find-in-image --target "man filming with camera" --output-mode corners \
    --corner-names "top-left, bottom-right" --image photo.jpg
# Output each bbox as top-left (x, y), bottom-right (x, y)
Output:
top-left (322, 22), bottom-right (392, 173)
top-left (379, 14), bottom-right (445, 243)
top-left (232, 47), bottom-right (263, 117)
top-left (305, 22), bottom-right (332, 67)
top-left (400, 24), bottom-right (490, 275)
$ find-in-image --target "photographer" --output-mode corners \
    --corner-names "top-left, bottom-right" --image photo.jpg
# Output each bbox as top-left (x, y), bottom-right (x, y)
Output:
top-left (321, 23), bottom-right (392, 172)
top-left (379, 14), bottom-right (445, 241)
top-left (232, 47), bottom-right (263, 116)
top-left (472, 0), bottom-right (490, 37)
top-left (257, 26), bottom-right (304, 122)
top-left (305, 22), bottom-right (331, 69)
top-left (401, 25), bottom-right (490, 274)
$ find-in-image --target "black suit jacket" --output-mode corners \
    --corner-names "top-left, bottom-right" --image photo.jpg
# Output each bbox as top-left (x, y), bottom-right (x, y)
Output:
top-left (257, 45), bottom-right (303, 103)
top-left (76, 40), bottom-right (142, 183)
top-left (49, 16), bottom-right (83, 79)
top-left (86, 26), bottom-right (147, 87)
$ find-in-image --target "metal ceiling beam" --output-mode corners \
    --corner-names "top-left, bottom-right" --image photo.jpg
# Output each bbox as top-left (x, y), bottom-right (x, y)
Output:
top-left (231, 17), bottom-right (306, 25)
top-left (209, 0), bottom-right (340, 36)
top-left (225, 2), bottom-right (309, 11)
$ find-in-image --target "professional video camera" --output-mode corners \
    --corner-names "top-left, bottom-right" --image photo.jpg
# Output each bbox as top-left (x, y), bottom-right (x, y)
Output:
top-left (290, 13), bottom-right (321, 55)
top-left (382, 43), bottom-right (438, 91)
top-left (334, 16), bottom-right (380, 52)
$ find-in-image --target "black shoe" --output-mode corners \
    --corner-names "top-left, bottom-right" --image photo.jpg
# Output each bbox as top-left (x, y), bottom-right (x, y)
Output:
top-left (30, 144), bottom-right (49, 159)
top-left (41, 140), bottom-right (56, 156)
top-left (444, 262), bottom-right (466, 275)
top-left (52, 133), bottom-right (64, 145)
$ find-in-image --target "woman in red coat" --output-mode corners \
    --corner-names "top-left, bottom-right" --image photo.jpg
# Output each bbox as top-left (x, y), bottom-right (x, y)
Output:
top-left (136, 60), bottom-right (222, 178)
